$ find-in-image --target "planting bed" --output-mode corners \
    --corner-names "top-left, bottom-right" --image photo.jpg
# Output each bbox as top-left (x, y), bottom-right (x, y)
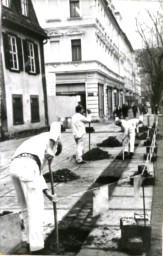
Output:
top-left (44, 169), bottom-right (80, 183)
top-left (97, 136), bottom-right (122, 147)
top-left (83, 148), bottom-right (110, 161)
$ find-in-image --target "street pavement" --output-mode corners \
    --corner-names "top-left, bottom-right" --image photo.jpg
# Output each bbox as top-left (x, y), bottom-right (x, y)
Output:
top-left (0, 110), bottom-right (161, 255)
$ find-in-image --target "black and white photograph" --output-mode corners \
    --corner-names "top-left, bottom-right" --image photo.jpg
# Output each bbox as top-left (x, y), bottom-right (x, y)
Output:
top-left (0, 0), bottom-right (163, 255)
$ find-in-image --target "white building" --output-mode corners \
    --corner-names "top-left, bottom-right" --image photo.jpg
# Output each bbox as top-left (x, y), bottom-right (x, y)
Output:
top-left (33, 0), bottom-right (141, 120)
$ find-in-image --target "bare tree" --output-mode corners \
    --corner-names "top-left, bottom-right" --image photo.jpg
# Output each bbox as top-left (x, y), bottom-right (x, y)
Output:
top-left (135, 9), bottom-right (163, 109)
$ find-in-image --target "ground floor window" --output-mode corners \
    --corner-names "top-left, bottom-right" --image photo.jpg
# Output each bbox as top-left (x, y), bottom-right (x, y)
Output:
top-left (13, 95), bottom-right (24, 125)
top-left (30, 96), bottom-right (40, 123)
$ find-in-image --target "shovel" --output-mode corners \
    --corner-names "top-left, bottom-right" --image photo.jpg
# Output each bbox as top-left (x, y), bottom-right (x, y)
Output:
top-left (48, 160), bottom-right (59, 250)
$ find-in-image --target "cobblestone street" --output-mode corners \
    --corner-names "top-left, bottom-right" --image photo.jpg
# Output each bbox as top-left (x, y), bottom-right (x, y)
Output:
top-left (0, 111), bottom-right (162, 255)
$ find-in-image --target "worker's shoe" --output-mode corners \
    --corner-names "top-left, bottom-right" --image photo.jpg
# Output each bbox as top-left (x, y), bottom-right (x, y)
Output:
top-left (129, 152), bottom-right (134, 159)
top-left (30, 248), bottom-right (44, 255)
top-left (76, 160), bottom-right (88, 164)
top-left (124, 152), bottom-right (128, 159)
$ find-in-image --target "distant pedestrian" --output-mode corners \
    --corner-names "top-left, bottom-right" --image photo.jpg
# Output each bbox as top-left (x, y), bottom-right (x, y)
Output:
top-left (10, 122), bottom-right (62, 253)
top-left (132, 103), bottom-right (138, 118)
top-left (141, 104), bottom-right (147, 114)
top-left (139, 103), bottom-right (143, 115)
top-left (154, 104), bottom-right (159, 115)
top-left (113, 105), bottom-right (122, 119)
top-left (122, 104), bottom-right (128, 119)
top-left (72, 105), bottom-right (91, 164)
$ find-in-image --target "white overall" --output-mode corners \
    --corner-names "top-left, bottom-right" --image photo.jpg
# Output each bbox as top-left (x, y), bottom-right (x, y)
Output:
top-left (10, 157), bottom-right (46, 252)
top-left (121, 120), bottom-right (135, 153)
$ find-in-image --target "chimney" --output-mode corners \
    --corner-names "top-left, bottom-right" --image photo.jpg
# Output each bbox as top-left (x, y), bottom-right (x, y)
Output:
top-left (114, 11), bottom-right (122, 24)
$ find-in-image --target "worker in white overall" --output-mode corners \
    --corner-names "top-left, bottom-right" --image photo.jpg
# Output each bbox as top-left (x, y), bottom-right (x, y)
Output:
top-left (72, 105), bottom-right (91, 163)
top-left (115, 118), bottom-right (136, 159)
top-left (128, 116), bottom-right (144, 134)
top-left (10, 122), bottom-right (62, 253)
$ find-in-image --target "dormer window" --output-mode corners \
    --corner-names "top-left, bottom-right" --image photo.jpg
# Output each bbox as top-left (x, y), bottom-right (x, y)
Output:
top-left (2, 0), bottom-right (11, 8)
top-left (21, 0), bottom-right (28, 16)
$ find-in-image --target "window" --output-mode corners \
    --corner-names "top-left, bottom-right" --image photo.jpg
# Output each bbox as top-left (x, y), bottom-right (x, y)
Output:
top-left (30, 96), bottom-right (40, 123)
top-left (71, 39), bottom-right (81, 61)
top-left (3, 33), bottom-right (23, 72)
top-left (23, 40), bottom-right (40, 75)
top-left (70, 0), bottom-right (80, 18)
top-left (28, 43), bottom-right (36, 73)
top-left (21, 0), bottom-right (28, 16)
top-left (9, 36), bottom-right (19, 70)
top-left (13, 95), bottom-right (24, 125)
top-left (2, 0), bottom-right (11, 7)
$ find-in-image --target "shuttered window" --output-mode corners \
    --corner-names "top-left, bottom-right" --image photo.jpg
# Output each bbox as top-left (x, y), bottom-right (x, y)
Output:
top-left (28, 42), bottom-right (36, 73)
top-left (71, 39), bottom-right (81, 61)
top-left (13, 95), bottom-right (24, 125)
top-left (30, 96), bottom-right (40, 123)
top-left (70, 0), bottom-right (80, 18)
top-left (23, 40), bottom-right (40, 75)
top-left (3, 33), bottom-right (23, 72)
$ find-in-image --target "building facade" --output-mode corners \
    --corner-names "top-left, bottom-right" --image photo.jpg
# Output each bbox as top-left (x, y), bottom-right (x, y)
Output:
top-left (1, 0), bottom-right (48, 138)
top-left (33, 0), bottom-right (141, 120)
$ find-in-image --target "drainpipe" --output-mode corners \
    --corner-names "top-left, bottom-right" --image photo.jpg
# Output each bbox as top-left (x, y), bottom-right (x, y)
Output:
top-left (40, 38), bottom-right (49, 126)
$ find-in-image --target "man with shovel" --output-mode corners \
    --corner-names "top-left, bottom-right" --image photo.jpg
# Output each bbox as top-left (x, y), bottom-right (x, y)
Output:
top-left (72, 105), bottom-right (91, 164)
top-left (115, 117), bottom-right (135, 159)
top-left (10, 122), bottom-right (62, 253)
top-left (128, 116), bottom-right (144, 135)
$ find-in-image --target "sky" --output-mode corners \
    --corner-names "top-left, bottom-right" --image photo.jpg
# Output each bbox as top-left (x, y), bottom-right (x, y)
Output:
top-left (112, 0), bottom-right (162, 49)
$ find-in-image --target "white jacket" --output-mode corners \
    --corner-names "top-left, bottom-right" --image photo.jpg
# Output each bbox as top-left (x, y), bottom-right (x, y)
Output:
top-left (72, 113), bottom-right (91, 138)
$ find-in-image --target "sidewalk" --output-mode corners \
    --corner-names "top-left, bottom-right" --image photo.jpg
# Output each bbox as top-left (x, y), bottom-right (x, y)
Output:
top-left (0, 111), bottom-right (159, 255)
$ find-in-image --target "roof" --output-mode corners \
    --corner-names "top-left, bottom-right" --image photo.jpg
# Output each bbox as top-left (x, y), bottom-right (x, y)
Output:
top-left (2, 0), bottom-right (47, 39)
top-left (103, 0), bottom-right (133, 52)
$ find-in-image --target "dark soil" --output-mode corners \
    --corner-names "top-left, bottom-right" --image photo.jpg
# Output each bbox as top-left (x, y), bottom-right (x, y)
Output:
top-left (34, 228), bottom-right (90, 255)
top-left (0, 211), bottom-right (12, 217)
top-left (83, 148), bottom-right (110, 161)
top-left (137, 132), bottom-right (148, 140)
top-left (139, 126), bottom-right (149, 133)
top-left (97, 136), bottom-right (122, 147)
top-left (44, 169), bottom-right (80, 183)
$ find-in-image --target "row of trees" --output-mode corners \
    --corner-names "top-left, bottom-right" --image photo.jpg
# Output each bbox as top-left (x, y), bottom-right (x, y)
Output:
top-left (135, 8), bottom-right (163, 108)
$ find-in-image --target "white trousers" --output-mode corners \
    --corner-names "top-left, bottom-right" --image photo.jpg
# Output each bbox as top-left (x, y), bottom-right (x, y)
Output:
top-left (124, 130), bottom-right (135, 153)
top-left (10, 158), bottom-right (45, 252)
top-left (74, 136), bottom-right (85, 162)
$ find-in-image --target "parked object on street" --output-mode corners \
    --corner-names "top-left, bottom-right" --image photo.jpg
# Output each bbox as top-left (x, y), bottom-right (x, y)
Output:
top-left (120, 216), bottom-right (151, 254)
top-left (10, 122), bottom-right (62, 253)
top-left (0, 212), bottom-right (22, 254)
top-left (72, 105), bottom-right (91, 164)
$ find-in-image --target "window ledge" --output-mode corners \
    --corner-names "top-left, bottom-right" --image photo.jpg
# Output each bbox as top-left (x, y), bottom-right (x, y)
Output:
top-left (46, 19), bottom-right (61, 23)
top-left (67, 17), bottom-right (82, 21)
top-left (14, 122), bottom-right (24, 125)
top-left (9, 68), bottom-right (21, 73)
top-left (31, 120), bottom-right (40, 123)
